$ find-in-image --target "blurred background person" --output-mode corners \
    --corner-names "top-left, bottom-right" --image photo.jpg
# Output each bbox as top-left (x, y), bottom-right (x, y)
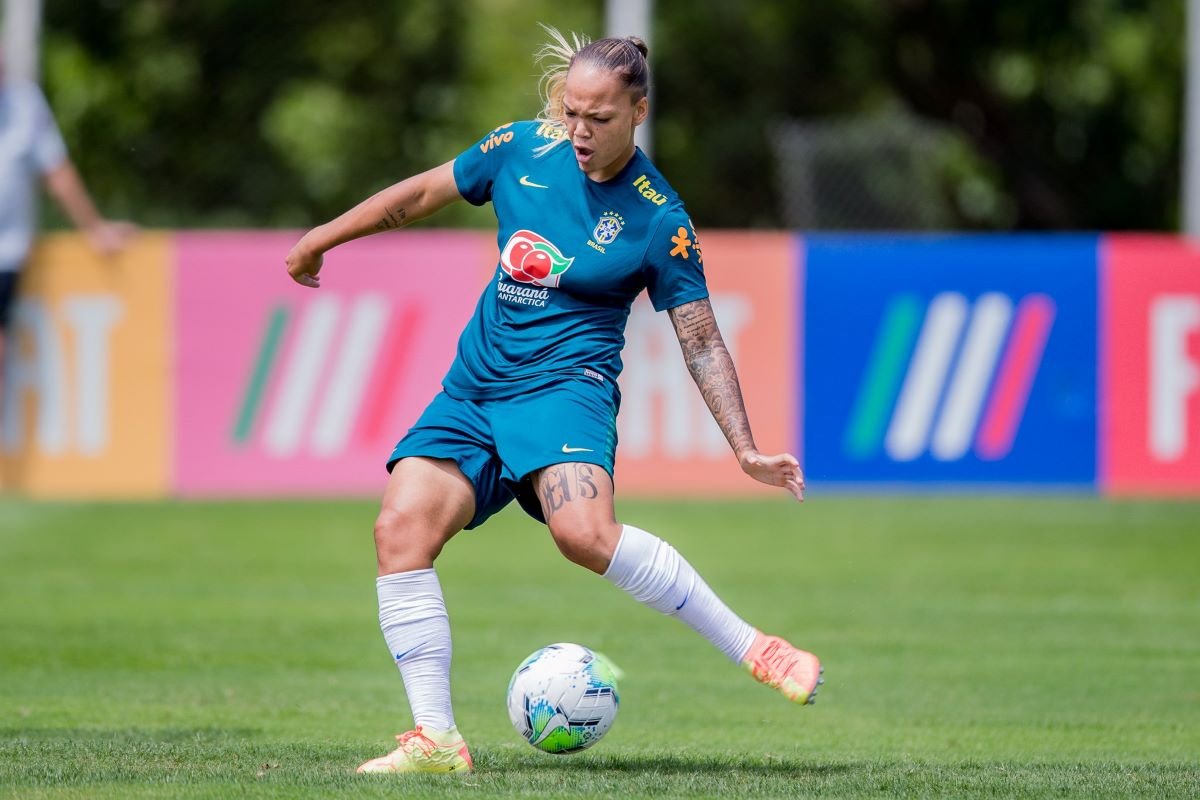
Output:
top-left (0, 42), bottom-right (135, 453)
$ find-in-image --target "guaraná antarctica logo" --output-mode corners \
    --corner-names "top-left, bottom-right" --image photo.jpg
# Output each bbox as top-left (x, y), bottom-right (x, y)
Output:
top-left (499, 229), bottom-right (575, 290)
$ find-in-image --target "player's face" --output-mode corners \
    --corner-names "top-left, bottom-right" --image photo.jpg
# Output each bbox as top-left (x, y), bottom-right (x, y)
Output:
top-left (562, 64), bottom-right (648, 182)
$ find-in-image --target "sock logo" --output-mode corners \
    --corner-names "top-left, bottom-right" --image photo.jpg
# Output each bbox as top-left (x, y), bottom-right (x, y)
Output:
top-left (845, 291), bottom-right (1056, 462)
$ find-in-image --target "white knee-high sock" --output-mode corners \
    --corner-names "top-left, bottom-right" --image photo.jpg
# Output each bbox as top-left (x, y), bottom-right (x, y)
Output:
top-left (376, 569), bottom-right (456, 731)
top-left (603, 524), bottom-right (757, 662)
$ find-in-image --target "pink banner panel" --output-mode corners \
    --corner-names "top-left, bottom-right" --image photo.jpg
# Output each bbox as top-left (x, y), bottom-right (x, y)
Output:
top-left (174, 231), bottom-right (495, 496)
top-left (1102, 236), bottom-right (1200, 494)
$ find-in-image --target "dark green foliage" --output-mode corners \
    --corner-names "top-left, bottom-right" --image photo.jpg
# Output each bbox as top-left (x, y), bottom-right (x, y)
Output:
top-left (39, 1), bottom-right (1184, 231)
top-left (43, 0), bottom-right (470, 228)
top-left (652, 0), bottom-right (1182, 230)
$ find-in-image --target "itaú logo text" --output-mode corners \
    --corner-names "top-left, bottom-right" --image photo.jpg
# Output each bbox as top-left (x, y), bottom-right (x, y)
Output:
top-left (845, 292), bottom-right (1056, 462)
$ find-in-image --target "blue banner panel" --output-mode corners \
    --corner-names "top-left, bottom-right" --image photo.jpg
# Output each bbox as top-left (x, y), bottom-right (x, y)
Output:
top-left (803, 235), bottom-right (1098, 486)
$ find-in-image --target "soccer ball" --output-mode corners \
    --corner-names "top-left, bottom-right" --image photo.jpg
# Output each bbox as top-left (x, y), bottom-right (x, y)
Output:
top-left (506, 642), bottom-right (620, 754)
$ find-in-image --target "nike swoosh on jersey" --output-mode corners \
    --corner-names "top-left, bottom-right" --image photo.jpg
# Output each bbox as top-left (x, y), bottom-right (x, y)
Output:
top-left (519, 175), bottom-right (550, 189)
top-left (561, 445), bottom-right (594, 454)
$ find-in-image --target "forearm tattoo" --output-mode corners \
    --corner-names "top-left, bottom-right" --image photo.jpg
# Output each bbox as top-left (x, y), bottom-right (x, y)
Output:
top-left (538, 464), bottom-right (602, 520)
top-left (374, 205), bottom-right (408, 231)
top-left (669, 299), bottom-right (756, 457)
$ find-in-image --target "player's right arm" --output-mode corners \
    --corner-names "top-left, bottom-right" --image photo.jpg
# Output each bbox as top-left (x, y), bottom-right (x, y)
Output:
top-left (286, 160), bottom-right (461, 288)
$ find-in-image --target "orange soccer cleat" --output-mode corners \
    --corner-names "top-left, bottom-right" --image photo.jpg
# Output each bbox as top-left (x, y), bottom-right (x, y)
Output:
top-left (356, 726), bottom-right (474, 775)
top-left (742, 631), bottom-right (824, 705)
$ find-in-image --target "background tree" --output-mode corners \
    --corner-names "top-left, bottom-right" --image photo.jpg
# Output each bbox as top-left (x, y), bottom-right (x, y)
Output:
top-left (43, 0), bottom-right (473, 227)
top-left (652, 0), bottom-right (1182, 230)
top-left (40, 0), bottom-right (1183, 231)
top-left (879, 0), bottom-right (1182, 230)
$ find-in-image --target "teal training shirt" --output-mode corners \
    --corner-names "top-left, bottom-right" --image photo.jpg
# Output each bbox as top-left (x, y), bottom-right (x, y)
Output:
top-left (443, 120), bottom-right (709, 401)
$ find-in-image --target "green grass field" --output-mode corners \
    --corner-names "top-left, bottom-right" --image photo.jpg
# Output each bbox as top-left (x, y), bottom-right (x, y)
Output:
top-left (1, 496), bottom-right (1197, 798)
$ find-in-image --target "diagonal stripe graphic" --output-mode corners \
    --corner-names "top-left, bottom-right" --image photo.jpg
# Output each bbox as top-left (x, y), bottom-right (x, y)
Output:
top-left (232, 305), bottom-right (289, 445)
top-left (356, 303), bottom-right (425, 449)
top-left (931, 293), bottom-right (1013, 461)
top-left (263, 296), bottom-right (341, 457)
top-left (311, 294), bottom-right (389, 457)
top-left (976, 294), bottom-right (1055, 460)
top-left (886, 292), bottom-right (968, 461)
top-left (845, 294), bottom-right (923, 459)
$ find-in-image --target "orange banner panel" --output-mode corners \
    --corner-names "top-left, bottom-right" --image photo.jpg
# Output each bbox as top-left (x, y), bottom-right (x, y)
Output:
top-left (3, 233), bottom-right (172, 498)
top-left (615, 232), bottom-right (799, 496)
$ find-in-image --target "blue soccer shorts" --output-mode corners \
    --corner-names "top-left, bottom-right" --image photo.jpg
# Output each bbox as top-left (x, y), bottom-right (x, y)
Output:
top-left (387, 377), bottom-right (619, 529)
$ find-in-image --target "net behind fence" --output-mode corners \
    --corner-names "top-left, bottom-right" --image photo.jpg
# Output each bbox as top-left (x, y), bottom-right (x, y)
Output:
top-left (772, 111), bottom-right (965, 231)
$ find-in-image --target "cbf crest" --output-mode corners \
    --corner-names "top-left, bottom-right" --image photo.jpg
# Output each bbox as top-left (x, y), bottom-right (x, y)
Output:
top-left (593, 212), bottom-right (625, 245)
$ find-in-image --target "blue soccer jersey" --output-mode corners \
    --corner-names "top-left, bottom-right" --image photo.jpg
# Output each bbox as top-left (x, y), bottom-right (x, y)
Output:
top-left (443, 120), bottom-right (708, 400)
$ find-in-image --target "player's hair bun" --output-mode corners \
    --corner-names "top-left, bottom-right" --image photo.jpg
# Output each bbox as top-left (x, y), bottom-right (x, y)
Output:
top-left (625, 36), bottom-right (649, 59)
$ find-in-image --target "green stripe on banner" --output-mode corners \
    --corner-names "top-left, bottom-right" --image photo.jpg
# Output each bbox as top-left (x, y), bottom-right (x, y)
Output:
top-left (232, 305), bottom-right (289, 445)
top-left (845, 294), bottom-right (922, 459)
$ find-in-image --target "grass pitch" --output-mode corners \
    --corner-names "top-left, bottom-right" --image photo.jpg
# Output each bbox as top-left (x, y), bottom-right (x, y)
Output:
top-left (1, 495), bottom-right (1197, 798)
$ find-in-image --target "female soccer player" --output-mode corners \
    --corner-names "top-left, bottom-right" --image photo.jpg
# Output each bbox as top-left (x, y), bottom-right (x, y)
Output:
top-left (285, 28), bottom-right (823, 775)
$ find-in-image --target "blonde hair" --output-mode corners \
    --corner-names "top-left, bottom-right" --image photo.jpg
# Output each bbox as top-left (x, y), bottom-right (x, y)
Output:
top-left (533, 24), bottom-right (651, 152)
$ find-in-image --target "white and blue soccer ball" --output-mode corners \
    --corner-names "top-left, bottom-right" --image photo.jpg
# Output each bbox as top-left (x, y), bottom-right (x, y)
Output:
top-left (506, 642), bottom-right (620, 754)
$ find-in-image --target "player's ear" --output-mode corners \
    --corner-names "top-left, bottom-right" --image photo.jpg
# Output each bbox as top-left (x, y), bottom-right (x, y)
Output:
top-left (632, 95), bottom-right (648, 127)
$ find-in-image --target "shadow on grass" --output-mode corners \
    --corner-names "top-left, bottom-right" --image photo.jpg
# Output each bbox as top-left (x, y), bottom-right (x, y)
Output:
top-left (0, 727), bottom-right (367, 787)
top-left (487, 750), bottom-right (853, 777)
top-left (4, 728), bottom-right (841, 771)
top-left (3, 727), bottom-right (847, 786)
top-left (7, 727), bottom-right (1199, 799)
top-left (2, 727), bottom-right (264, 744)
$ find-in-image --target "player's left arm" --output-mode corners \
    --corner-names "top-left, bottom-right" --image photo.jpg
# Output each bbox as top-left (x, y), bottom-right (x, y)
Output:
top-left (668, 298), bottom-right (805, 501)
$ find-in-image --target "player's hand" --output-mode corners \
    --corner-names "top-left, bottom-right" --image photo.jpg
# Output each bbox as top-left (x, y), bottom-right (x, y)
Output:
top-left (286, 238), bottom-right (324, 288)
top-left (740, 450), bottom-right (805, 501)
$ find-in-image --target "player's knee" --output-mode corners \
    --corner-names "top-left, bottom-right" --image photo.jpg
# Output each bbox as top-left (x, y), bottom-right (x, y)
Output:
top-left (373, 506), bottom-right (446, 570)
top-left (547, 519), bottom-right (619, 574)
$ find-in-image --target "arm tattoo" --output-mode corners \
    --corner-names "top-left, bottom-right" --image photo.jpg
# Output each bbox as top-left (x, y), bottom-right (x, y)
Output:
top-left (668, 299), bottom-right (756, 458)
top-left (374, 205), bottom-right (408, 231)
top-left (538, 464), bottom-right (602, 520)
